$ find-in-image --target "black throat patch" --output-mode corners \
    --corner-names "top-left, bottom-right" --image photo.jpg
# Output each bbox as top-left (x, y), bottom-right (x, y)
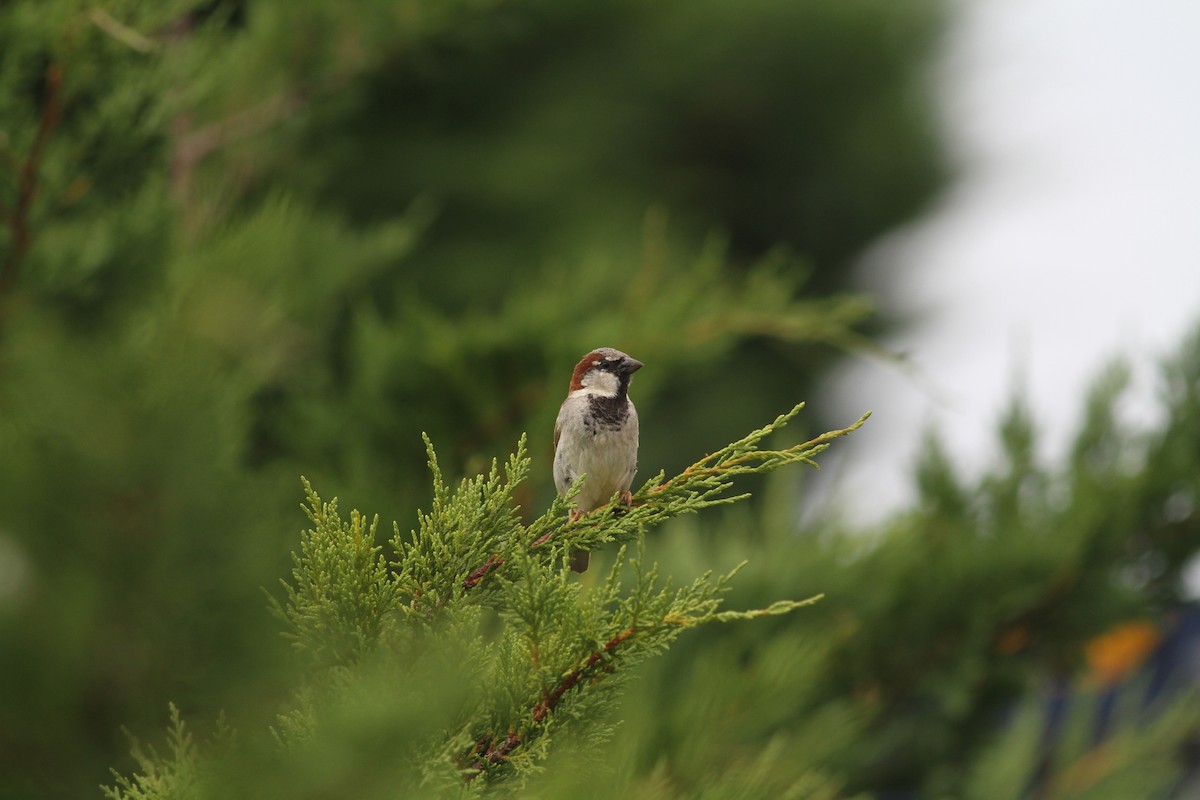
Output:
top-left (585, 393), bottom-right (629, 432)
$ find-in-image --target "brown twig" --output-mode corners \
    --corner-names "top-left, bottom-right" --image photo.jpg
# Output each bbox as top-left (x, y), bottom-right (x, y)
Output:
top-left (471, 513), bottom-right (581, 589)
top-left (462, 553), bottom-right (504, 590)
top-left (468, 729), bottom-right (521, 773)
top-left (1, 62), bottom-right (64, 298)
top-left (466, 624), bottom-right (638, 778)
top-left (532, 625), bottom-right (635, 723)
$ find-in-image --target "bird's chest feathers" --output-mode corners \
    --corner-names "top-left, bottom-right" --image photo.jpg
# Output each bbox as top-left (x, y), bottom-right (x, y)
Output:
top-left (582, 393), bottom-right (629, 432)
top-left (557, 392), bottom-right (637, 484)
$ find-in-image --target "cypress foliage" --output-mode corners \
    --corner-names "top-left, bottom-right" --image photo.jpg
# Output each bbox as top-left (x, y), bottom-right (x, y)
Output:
top-left (1, 3), bottom-right (941, 793)
top-left (103, 407), bottom-right (867, 796)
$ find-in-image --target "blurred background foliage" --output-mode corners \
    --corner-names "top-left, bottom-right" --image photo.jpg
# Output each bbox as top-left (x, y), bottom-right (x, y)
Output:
top-left (1, 1), bottom-right (1197, 798)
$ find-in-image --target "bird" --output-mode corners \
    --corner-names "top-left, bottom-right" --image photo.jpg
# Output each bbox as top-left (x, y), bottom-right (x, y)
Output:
top-left (553, 347), bottom-right (643, 572)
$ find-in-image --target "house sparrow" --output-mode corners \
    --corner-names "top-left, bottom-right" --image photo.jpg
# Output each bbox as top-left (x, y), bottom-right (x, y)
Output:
top-left (553, 347), bottom-right (643, 572)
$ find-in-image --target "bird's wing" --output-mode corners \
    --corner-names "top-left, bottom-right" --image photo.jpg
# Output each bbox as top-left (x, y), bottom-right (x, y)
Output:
top-left (553, 402), bottom-right (564, 450)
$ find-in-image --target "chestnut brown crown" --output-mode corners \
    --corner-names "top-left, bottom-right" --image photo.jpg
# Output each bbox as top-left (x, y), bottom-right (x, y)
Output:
top-left (568, 348), bottom-right (643, 392)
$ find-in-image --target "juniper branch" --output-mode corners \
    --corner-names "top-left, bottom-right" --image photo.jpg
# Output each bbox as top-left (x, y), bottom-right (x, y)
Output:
top-left (461, 543), bottom-right (827, 780)
top-left (271, 404), bottom-right (866, 785)
top-left (466, 621), bottom-right (638, 777)
top-left (271, 478), bottom-right (399, 667)
top-left (520, 404), bottom-right (871, 579)
top-left (448, 404), bottom-right (868, 596)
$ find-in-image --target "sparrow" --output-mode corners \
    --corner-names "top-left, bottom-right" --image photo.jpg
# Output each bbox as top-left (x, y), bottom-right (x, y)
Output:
top-left (553, 347), bottom-right (643, 572)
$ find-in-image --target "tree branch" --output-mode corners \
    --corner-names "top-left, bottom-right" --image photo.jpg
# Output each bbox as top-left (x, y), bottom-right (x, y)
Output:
top-left (532, 625), bottom-right (636, 724)
top-left (467, 624), bottom-right (638, 778)
top-left (460, 409), bottom-right (871, 595)
top-left (1, 61), bottom-right (64, 299)
top-left (462, 553), bottom-right (504, 590)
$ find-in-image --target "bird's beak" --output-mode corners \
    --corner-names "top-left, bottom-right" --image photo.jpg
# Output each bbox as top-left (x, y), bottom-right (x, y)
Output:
top-left (623, 357), bottom-right (644, 374)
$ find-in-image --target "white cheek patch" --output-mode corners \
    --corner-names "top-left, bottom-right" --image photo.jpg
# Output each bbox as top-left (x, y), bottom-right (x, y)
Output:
top-left (580, 369), bottom-right (620, 396)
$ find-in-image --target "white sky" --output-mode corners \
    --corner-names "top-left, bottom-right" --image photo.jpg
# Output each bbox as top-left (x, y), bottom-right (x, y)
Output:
top-left (824, 0), bottom-right (1200, 526)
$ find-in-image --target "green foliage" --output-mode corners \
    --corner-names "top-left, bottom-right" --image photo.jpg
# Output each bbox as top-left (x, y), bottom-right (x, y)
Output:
top-left (100, 704), bottom-right (214, 800)
top-left (960, 687), bottom-right (1200, 800)
top-left (608, 336), bottom-right (1200, 799)
top-left (272, 481), bottom-right (400, 668)
top-left (15, 2), bottom-right (1199, 799)
top-left (103, 343), bottom-right (1200, 799)
top-left (105, 406), bottom-right (863, 796)
top-left (1, 1), bottom-right (944, 793)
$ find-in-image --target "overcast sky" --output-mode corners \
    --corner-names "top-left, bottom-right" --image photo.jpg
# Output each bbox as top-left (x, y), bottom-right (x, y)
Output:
top-left (824, 0), bottom-right (1200, 528)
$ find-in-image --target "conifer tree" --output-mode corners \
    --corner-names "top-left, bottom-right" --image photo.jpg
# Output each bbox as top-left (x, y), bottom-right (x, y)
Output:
top-left (1, 2), bottom-right (946, 795)
top-left (100, 332), bottom-right (1200, 799)
top-left (103, 407), bottom-right (868, 797)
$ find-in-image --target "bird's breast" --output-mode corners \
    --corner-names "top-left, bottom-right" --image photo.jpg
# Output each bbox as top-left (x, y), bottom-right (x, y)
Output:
top-left (554, 396), bottom-right (639, 509)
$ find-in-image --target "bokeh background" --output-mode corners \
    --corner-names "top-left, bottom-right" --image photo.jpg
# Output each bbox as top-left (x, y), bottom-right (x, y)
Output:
top-left (1, 1), bottom-right (1198, 798)
top-left (826, 0), bottom-right (1200, 530)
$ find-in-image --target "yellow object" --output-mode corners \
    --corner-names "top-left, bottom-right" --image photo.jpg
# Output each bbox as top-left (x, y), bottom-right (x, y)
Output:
top-left (1084, 620), bottom-right (1160, 685)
